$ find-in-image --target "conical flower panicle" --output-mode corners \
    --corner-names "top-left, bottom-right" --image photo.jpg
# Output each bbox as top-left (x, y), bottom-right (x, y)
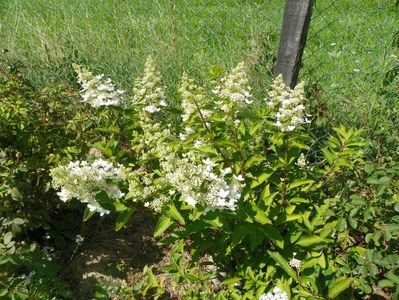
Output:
top-left (73, 64), bottom-right (124, 108)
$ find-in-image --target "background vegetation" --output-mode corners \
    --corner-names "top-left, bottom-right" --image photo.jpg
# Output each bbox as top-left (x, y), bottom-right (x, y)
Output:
top-left (0, 0), bottom-right (398, 299)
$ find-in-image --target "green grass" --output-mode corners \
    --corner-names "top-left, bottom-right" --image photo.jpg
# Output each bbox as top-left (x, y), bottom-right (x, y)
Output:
top-left (0, 0), bottom-right (397, 119)
top-left (0, 0), bottom-right (283, 91)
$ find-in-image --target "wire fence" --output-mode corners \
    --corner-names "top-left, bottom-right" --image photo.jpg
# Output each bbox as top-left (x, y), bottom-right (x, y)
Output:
top-left (0, 0), bottom-right (397, 108)
top-left (302, 0), bottom-right (398, 110)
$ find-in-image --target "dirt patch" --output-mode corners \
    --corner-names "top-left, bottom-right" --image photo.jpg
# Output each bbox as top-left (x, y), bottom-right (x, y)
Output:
top-left (61, 212), bottom-right (162, 299)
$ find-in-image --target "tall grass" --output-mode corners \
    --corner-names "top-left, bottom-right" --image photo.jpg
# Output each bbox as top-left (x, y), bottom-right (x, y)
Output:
top-left (0, 0), bottom-right (397, 124)
top-left (0, 0), bottom-right (283, 91)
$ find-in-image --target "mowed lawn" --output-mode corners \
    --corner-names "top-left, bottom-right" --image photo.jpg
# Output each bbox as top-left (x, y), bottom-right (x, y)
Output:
top-left (0, 0), bottom-right (397, 109)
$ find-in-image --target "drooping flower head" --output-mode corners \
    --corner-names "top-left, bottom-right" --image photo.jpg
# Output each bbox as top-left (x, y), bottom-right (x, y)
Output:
top-left (268, 75), bottom-right (310, 132)
top-left (73, 64), bottom-right (124, 108)
top-left (51, 159), bottom-right (126, 215)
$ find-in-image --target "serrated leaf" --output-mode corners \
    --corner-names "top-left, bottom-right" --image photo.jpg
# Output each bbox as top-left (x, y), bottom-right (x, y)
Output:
top-left (267, 251), bottom-right (298, 281)
top-left (328, 277), bottom-right (353, 299)
top-left (154, 215), bottom-right (173, 237)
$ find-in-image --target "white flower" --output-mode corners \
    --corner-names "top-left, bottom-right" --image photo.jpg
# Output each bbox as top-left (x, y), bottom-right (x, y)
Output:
top-left (145, 105), bottom-right (160, 113)
top-left (161, 154), bottom-right (242, 212)
top-left (184, 194), bottom-right (198, 206)
top-left (75, 235), bottom-right (84, 244)
top-left (220, 167), bottom-right (232, 177)
top-left (57, 188), bottom-right (71, 202)
top-left (296, 153), bottom-right (308, 168)
top-left (73, 64), bottom-right (124, 108)
top-left (289, 252), bottom-right (302, 270)
top-left (233, 119), bottom-right (241, 126)
top-left (179, 73), bottom-right (205, 122)
top-left (179, 133), bottom-right (187, 141)
top-left (194, 140), bottom-right (203, 148)
top-left (289, 257), bottom-right (302, 269)
top-left (233, 174), bottom-right (245, 182)
top-left (202, 158), bottom-right (218, 168)
top-left (51, 159), bottom-right (125, 215)
top-left (214, 62), bottom-right (253, 112)
top-left (269, 75), bottom-right (310, 132)
top-left (259, 287), bottom-right (289, 300)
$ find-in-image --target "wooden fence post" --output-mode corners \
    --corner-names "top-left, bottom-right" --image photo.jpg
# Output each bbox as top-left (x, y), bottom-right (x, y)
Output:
top-left (274, 0), bottom-right (315, 88)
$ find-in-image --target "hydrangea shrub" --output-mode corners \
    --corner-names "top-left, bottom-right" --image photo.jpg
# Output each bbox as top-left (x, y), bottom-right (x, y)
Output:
top-left (51, 57), bottom-right (368, 299)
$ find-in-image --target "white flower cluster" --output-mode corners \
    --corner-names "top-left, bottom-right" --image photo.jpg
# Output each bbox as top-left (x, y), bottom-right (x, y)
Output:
top-left (132, 56), bottom-right (166, 114)
top-left (178, 73), bottom-right (210, 122)
top-left (289, 252), bottom-right (302, 269)
top-left (127, 168), bottom-right (169, 212)
top-left (213, 62), bottom-right (253, 112)
top-left (73, 64), bottom-right (124, 108)
top-left (268, 75), bottom-right (310, 132)
top-left (259, 287), bottom-right (289, 300)
top-left (161, 154), bottom-right (243, 211)
top-left (289, 257), bottom-right (302, 269)
top-left (51, 159), bottom-right (125, 215)
top-left (296, 153), bottom-right (308, 168)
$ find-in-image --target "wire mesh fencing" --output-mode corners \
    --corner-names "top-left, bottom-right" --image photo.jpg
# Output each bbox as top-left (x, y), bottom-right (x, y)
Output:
top-left (301, 0), bottom-right (398, 118)
top-left (0, 0), bottom-right (397, 107)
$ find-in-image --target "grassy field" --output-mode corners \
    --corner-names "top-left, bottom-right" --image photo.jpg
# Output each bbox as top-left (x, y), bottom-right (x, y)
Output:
top-left (0, 0), bottom-right (397, 115)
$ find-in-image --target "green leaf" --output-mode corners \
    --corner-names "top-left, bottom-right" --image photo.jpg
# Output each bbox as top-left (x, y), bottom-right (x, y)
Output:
top-left (83, 208), bottom-right (95, 221)
top-left (154, 215), bottom-right (174, 237)
top-left (3, 232), bottom-right (12, 245)
top-left (213, 140), bottom-right (237, 149)
top-left (204, 216), bottom-right (223, 228)
top-left (251, 205), bottom-right (272, 225)
top-left (296, 235), bottom-right (331, 247)
top-left (232, 225), bottom-right (249, 247)
top-left (288, 179), bottom-right (314, 190)
top-left (0, 289), bottom-right (7, 297)
top-left (165, 204), bottom-right (185, 225)
top-left (267, 251), bottom-right (298, 281)
top-left (328, 277), bottom-right (353, 299)
top-left (378, 279), bottom-right (395, 288)
top-left (244, 155), bottom-right (266, 170)
top-left (95, 191), bottom-right (116, 212)
top-left (322, 148), bottom-right (335, 164)
top-left (251, 172), bottom-right (273, 188)
top-left (248, 120), bottom-right (264, 136)
top-left (263, 225), bottom-right (284, 249)
top-left (222, 277), bottom-right (242, 285)
top-left (0, 256), bottom-right (9, 265)
top-left (115, 207), bottom-right (135, 231)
